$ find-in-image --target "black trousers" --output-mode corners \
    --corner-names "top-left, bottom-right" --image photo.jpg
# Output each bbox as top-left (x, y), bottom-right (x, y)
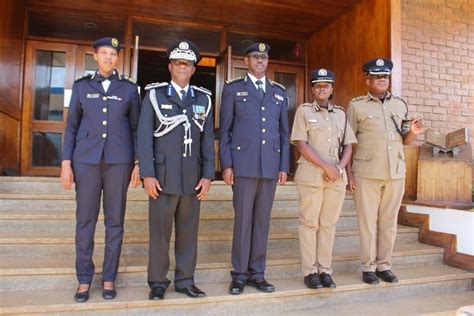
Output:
top-left (230, 176), bottom-right (277, 281)
top-left (73, 161), bottom-right (132, 284)
top-left (147, 193), bottom-right (201, 289)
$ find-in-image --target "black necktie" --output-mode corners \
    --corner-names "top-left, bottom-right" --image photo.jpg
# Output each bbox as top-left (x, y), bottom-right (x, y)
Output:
top-left (256, 80), bottom-right (265, 100)
top-left (180, 89), bottom-right (186, 101)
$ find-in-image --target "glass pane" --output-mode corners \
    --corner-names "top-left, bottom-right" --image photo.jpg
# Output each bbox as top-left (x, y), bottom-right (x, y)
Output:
top-left (84, 54), bottom-right (96, 76)
top-left (33, 50), bottom-right (66, 121)
top-left (32, 132), bottom-right (62, 167)
top-left (229, 32), bottom-right (305, 63)
top-left (133, 21), bottom-right (220, 53)
top-left (233, 66), bottom-right (248, 79)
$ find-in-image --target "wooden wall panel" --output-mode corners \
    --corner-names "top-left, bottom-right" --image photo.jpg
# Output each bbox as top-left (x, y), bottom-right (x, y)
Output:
top-left (403, 145), bottom-right (419, 200)
top-left (0, 0), bottom-right (26, 172)
top-left (307, 0), bottom-right (391, 108)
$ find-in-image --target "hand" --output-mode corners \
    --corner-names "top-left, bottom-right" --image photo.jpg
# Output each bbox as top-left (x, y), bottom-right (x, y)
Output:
top-left (60, 160), bottom-right (74, 191)
top-left (324, 164), bottom-right (340, 183)
top-left (195, 178), bottom-right (211, 200)
top-left (143, 177), bottom-right (162, 199)
top-left (410, 118), bottom-right (424, 135)
top-left (130, 164), bottom-right (141, 188)
top-left (346, 171), bottom-right (356, 192)
top-left (222, 167), bottom-right (234, 185)
top-left (278, 172), bottom-right (287, 185)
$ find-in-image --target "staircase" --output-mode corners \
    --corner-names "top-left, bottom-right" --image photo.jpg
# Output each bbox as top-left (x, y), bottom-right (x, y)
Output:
top-left (0, 177), bottom-right (472, 315)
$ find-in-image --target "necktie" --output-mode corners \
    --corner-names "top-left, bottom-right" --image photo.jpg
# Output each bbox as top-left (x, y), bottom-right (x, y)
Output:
top-left (256, 80), bottom-right (265, 100)
top-left (180, 89), bottom-right (186, 100)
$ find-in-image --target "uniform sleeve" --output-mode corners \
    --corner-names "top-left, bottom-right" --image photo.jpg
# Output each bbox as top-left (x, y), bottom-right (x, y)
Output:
top-left (62, 83), bottom-right (81, 161)
top-left (290, 106), bottom-right (308, 144)
top-left (128, 85), bottom-right (141, 160)
top-left (279, 94), bottom-right (290, 173)
top-left (343, 120), bottom-right (358, 145)
top-left (346, 101), bottom-right (358, 135)
top-left (200, 97), bottom-right (215, 180)
top-left (137, 90), bottom-right (156, 178)
top-left (218, 84), bottom-right (235, 170)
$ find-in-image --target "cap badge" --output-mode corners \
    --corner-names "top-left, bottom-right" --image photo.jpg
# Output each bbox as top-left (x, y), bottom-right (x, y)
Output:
top-left (258, 43), bottom-right (266, 52)
top-left (318, 69), bottom-right (328, 76)
top-left (111, 38), bottom-right (119, 47)
top-left (376, 59), bottom-right (385, 66)
top-left (179, 42), bottom-right (189, 50)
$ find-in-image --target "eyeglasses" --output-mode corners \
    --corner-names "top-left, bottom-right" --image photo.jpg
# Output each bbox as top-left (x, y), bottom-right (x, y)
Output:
top-left (170, 59), bottom-right (194, 67)
top-left (248, 53), bottom-right (268, 60)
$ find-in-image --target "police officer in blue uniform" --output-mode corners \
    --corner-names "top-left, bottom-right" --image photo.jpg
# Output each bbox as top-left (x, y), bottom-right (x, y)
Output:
top-left (219, 42), bottom-right (290, 295)
top-left (61, 37), bottom-right (141, 302)
top-left (137, 39), bottom-right (215, 300)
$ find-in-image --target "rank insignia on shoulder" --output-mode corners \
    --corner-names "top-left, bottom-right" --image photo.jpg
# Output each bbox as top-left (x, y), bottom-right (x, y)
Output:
top-left (120, 75), bottom-right (136, 84)
top-left (269, 80), bottom-right (286, 90)
top-left (351, 96), bottom-right (366, 102)
top-left (333, 105), bottom-right (346, 112)
top-left (274, 93), bottom-right (284, 101)
top-left (75, 73), bottom-right (93, 82)
top-left (145, 82), bottom-right (169, 90)
top-left (86, 93), bottom-right (100, 99)
top-left (236, 91), bottom-right (248, 97)
top-left (226, 77), bottom-right (243, 85)
top-left (191, 85), bottom-right (212, 96)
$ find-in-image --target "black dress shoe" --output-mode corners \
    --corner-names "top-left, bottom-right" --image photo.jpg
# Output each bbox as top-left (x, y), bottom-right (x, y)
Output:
top-left (320, 273), bottom-right (337, 288)
top-left (362, 272), bottom-right (379, 284)
top-left (229, 279), bottom-right (245, 295)
top-left (74, 285), bottom-right (90, 303)
top-left (304, 273), bottom-right (323, 289)
top-left (175, 284), bottom-right (206, 298)
top-left (102, 286), bottom-right (117, 300)
top-left (376, 270), bottom-right (399, 283)
top-left (246, 279), bottom-right (275, 293)
top-left (149, 287), bottom-right (166, 300)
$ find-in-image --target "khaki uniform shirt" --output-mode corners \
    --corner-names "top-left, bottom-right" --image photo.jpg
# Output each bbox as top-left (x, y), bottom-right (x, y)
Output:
top-left (291, 102), bottom-right (357, 187)
top-left (347, 92), bottom-right (408, 180)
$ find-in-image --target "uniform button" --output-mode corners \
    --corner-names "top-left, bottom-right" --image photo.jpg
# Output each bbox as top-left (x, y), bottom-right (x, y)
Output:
top-left (383, 107), bottom-right (387, 109)
top-left (262, 118), bottom-right (266, 122)
top-left (328, 127), bottom-right (331, 130)
top-left (102, 108), bottom-right (107, 113)
top-left (312, 127), bottom-right (315, 130)
top-left (164, 114), bottom-right (168, 117)
top-left (262, 140), bottom-right (266, 144)
top-left (183, 153), bottom-right (186, 157)
top-left (261, 107), bottom-right (265, 111)
top-left (102, 133), bottom-right (107, 138)
top-left (243, 98), bottom-right (246, 102)
top-left (262, 129), bottom-right (266, 133)
top-left (276, 102), bottom-right (279, 105)
top-left (102, 120), bottom-right (107, 125)
top-left (102, 96), bottom-right (107, 101)
top-left (386, 127), bottom-right (390, 130)
top-left (278, 149), bottom-right (280, 152)
top-left (388, 146), bottom-right (392, 149)
top-left (327, 138), bottom-right (331, 142)
top-left (326, 117), bottom-right (329, 121)
top-left (237, 146), bottom-right (241, 150)
top-left (183, 109), bottom-right (187, 113)
top-left (385, 116), bottom-right (388, 119)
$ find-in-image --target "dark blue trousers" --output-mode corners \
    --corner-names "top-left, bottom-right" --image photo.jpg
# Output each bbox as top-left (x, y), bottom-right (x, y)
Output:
top-left (73, 161), bottom-right (132, 284)
top-left (231, 176), bottom-right (277, 281)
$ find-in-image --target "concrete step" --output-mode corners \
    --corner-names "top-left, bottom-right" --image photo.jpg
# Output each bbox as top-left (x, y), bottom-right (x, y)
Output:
top-left (0, 225), bottom-right (419, 258)
top-left (0, 242), bottom-right (444, 291)
top-left (1, 264), bottom-right (472, 315)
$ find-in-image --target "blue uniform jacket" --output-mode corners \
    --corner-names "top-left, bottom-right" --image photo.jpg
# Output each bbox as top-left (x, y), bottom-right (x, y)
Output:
top-left (219, 75), bottom-right (290, 179)
top-left (63, 72), bottom-right (141, 164)
top-left (137, 83), bottom-right (215, 196)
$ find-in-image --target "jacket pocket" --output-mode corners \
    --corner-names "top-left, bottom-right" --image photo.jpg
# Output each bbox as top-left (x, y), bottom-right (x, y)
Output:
top-left (76, 130), bottom-right (88, 142)
top-left (231, 139), bottom-right (249, 151)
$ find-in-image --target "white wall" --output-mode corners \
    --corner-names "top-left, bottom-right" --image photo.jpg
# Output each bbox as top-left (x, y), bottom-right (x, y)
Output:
top-left (405, 205), bottom-right (474, 255)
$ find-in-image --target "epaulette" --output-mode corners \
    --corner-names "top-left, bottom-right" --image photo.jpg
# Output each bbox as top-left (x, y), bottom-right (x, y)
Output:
top-left (120, 75), bottom-right (136, 84)
top-left (333, 105), bottom-right (346, 112)
top-left (145, 82), bottom-right (168, 90)
top-left (75, 73), bottom-right (93, 82)
top-left (269, 80), bottom-right (286, 90)
top-left (225, 77), bottom-right (243, 85)
top-left (301, 102), bottom-right (313, 107)
top-left (392, 95), bottom-right (407, 105)
top-left (192, 85), bottom-right (212, 96)
top-left (351, 96), bottom-right (366, 102)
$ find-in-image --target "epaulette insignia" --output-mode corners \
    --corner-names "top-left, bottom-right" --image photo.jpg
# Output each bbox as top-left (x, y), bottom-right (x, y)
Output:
top-left (333, 105), bottom-right (346, 112)
top-left (145, 82), bottom-right (169, 90)
top-left (120, 75), bottom-right (136, 84)
top-left (225, 77), bottom-right (243, 85)
top-left (351, 96), bottom-right (366, 102)
top-left (269, 80), bottom-right (286, 90)
top-left (393, 95), bottom-right (407, 105)
top-left (191, 85), bottom-right (212, 96)
top-left (75, 73), bottom-right (93, 82)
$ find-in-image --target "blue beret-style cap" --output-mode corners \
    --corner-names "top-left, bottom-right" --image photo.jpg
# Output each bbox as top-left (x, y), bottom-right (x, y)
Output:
top-left (363, 58), bottom-right (393, 75)
top-left (244, 42), bottom-right (271, 55)
top-left (311, 68), bottom-right (335, 84)
top-left (92, 37), bottom-right (122, 52)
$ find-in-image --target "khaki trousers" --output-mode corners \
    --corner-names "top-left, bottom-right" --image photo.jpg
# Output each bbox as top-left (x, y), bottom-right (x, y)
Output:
top-left (354, 176), bottom-right (405, 272)
top-left (296, 184), bottom-right (346, 276)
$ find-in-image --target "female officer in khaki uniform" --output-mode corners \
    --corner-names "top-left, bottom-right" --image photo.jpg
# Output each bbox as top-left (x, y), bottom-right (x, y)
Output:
top-left (291, 69), bottom-right (357, 289)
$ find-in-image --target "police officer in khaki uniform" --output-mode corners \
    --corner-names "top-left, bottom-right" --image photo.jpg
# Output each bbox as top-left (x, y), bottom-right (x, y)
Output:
top-left (291, 69), bottom-right (357, 289)
top-left (346, 58), bottom-right (423, 284)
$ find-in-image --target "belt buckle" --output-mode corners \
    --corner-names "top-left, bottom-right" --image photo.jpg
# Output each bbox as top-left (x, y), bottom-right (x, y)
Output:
top-left (388, 131), bottom-right (395, 140)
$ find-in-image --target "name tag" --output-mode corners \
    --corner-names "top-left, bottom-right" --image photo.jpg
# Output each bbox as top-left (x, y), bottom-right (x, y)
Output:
top-left (274, 94), bottom-right (284, 101)
top-left (161, 104), bottom-right (173, 110)
top-left (308, 119), bottom-right (318, 123)
top-left (87, 93), bottom-right (100, 99)
top-left (236, 91), bottom-right (248, 96)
